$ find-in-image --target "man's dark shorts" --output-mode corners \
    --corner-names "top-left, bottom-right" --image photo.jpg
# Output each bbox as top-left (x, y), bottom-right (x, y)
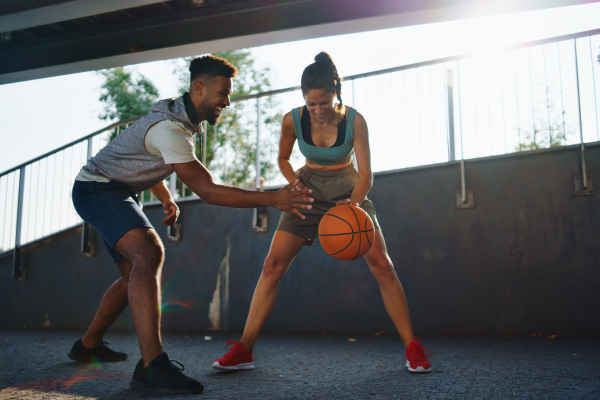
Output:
top-left (72, 180), bottom-right (153, 263)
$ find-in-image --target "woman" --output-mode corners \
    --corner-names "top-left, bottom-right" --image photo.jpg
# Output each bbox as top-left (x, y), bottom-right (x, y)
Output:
top-left (213, 52), bottom-right (432, 373)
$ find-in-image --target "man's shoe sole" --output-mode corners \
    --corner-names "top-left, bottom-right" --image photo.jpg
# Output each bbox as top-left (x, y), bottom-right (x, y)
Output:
top-left (68, 351), bottom-right (127, 363)
top-left (130, 379), bottom-right (204, 394)
top-left (406, 361), bottom-right (431, 373)
top-left (212, 361), bottom-right (254, 370)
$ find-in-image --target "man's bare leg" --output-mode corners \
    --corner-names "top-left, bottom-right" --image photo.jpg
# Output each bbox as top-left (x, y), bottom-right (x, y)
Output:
top-left (81, 259), bottom-right (132, 348)
top-left (114, 228), bottom-right (165, 367)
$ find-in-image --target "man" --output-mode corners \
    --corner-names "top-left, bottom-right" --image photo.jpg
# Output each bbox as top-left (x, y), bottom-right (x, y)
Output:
top-left (69, 56), bottom-right (313, 394)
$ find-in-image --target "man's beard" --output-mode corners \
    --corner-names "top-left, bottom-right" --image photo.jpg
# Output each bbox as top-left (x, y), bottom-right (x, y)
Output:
top-left (202, 98), bottom-right (220, 126)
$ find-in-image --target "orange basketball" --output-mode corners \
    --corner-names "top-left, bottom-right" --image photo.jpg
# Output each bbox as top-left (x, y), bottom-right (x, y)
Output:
top-left (318, 205), bottom-right (375, 260)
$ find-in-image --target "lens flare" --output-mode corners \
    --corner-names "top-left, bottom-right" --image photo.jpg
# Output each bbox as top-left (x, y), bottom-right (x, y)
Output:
top-left (160, 257), bottom-right (200, 314)
top-left (161, 299), bottom-right (196, 313)
top-left (4, 361), bottom-right (128, 394)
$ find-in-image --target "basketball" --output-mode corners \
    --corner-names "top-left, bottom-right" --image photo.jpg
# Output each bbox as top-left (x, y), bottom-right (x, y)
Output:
top-left (318, 205), bottom-right (375, 260)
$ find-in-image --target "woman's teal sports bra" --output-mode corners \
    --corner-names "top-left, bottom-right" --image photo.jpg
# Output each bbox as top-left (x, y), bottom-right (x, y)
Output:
top-left (291, 106), bottom-right (356, 166)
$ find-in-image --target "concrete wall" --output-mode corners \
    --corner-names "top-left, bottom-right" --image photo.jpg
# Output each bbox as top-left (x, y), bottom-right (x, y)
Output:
top-left (1, 143), bottom-right (599, 333)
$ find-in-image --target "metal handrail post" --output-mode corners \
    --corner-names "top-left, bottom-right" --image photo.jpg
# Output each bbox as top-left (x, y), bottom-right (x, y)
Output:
top-left (169, 172), bottom-right (177, 196)
top-left (255, 98), bottom-right (261, 189)
top-left (447, 69), bottom-right (456, 162)
top-left (573, 39), bottom-right (587, 189)
top-left (87, 137), bottom-right (93, 160)
top-left (460, 159), bottom-right (466, 204)
top-left (202, 121), bottom-right (207, 164)
top-left (13, 167), bottom-right (26, 278)
top-left (81, 137), bottom-right (95, 257)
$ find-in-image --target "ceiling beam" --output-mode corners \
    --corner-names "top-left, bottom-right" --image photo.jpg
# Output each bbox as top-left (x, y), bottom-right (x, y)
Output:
top-left (0, 0), bottom-right (166, 32)
top-left (1, 0), bottom-right (599, 85)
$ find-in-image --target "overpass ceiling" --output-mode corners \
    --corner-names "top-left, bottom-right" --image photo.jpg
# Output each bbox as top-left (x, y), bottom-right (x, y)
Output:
top-left (0, 0), bottom-right (598, 84)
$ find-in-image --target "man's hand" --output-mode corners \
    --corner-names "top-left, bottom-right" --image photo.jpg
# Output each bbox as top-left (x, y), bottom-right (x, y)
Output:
top-left (162, 199), bottom-right (179, 226)
top-left (272, 179), bottom-right (314, 219)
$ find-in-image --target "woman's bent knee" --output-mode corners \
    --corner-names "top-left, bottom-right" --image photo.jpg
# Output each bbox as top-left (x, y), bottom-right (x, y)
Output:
top-left (370, 259), bottom-right (396, 282)
top-left (261, 256), bottom-right (287, 281)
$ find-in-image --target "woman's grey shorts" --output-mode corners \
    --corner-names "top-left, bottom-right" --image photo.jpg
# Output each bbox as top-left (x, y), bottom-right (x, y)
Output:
top-left (276, 164), bottom-right (380, 241)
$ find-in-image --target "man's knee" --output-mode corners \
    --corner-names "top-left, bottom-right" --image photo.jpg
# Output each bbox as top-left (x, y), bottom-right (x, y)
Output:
top-left (115, 228), bottom-right (165, 269)
top-left (145, 236), bottom-right (165, 264)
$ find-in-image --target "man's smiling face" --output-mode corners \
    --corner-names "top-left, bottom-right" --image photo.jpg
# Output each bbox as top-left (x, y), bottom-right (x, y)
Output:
top-left (200, 76), bottom-right (232, 125)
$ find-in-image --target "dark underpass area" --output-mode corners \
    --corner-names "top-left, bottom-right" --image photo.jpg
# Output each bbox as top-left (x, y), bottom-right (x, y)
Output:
top-left (1, 138), bottom-right (600, 400)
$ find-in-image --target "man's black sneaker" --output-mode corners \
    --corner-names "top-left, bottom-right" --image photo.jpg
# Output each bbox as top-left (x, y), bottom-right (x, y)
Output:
top-left (130, 353), bottom-right (204, 394)
top-left (68, 339), bottom-right (127, 363)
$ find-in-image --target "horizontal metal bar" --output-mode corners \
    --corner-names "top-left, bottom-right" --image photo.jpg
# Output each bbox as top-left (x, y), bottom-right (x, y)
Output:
top-left (3, 26), bottom-right (600, 177)
top-left (370, 140), bottom-right (600, 178)
top-left (231, 27), bottom-right (600, 103)
top-left (0, 223), bottom-right (83, 259)
top-left (232, 85), bottom-right (302, 102)
top-left (1, 139), bottom-right (598, 259)
top-left (0, 117), bottom-right (139, 178)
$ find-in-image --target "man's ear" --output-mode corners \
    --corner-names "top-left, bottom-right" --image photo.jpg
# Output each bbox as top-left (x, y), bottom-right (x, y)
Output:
top-left (193, 80), bottom-right (204, 97)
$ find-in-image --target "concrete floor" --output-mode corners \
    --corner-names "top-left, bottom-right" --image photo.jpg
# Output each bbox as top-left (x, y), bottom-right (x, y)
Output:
top-left (0, 329), bottom-right (599, 399)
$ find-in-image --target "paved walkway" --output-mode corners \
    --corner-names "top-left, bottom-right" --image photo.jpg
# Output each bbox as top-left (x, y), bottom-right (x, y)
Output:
top-left (0, 329), bottom-right (599, 399)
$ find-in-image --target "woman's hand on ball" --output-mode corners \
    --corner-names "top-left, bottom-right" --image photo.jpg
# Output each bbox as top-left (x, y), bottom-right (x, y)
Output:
top-left (336, 199), bottom-right (359, 206)
top-left (290, 180), bottom-right (306, 192)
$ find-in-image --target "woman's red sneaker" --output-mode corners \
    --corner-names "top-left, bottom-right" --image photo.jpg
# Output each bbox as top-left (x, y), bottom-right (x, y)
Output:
top-left (403, 336), bottom-right (432, 373)
top-left (212, 341), bottom-right (254, 370)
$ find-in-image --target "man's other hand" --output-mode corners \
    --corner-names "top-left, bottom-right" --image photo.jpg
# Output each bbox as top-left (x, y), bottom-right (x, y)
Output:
top-left (162, 199), bottom-right (179, 226)
top-left (272, 179), bottom-right (314, 219)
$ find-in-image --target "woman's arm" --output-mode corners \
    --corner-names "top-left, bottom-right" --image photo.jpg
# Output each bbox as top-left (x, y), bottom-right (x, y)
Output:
top-left (347, 112), bottom-right (373, 205)
top-left (278, 112), bottom-right (304, 188)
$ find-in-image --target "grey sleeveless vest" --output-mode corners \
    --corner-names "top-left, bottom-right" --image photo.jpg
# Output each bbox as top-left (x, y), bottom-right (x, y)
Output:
top-left (82, 96), bottom-right (201, 194)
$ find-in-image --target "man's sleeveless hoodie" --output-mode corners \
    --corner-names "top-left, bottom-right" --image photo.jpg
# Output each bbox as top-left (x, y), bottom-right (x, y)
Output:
top-left (81, 96), bottom-right (201, 194)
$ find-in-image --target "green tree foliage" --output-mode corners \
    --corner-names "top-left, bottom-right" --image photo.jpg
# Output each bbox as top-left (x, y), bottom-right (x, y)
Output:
top-left (173, 50), bottom-right (282, 189)
top-left (96, 51), bottom-right (283, 198)
top-left (516, 84), bottom-right (574, 151)
top-left (98, 67), bottom-right (159, 140)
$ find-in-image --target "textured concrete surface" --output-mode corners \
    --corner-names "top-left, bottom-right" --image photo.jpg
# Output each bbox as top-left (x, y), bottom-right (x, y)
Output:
top-left (1, 329), bottom-right (599, 399)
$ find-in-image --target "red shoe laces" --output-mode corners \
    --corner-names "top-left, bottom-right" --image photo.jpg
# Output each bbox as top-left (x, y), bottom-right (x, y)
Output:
top-left (224, 341), bottom-right (242, 355)
top-left (403, 336), bottom-right (431, 360)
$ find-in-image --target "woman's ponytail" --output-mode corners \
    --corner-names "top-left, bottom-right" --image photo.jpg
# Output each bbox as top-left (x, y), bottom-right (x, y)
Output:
top-left (301, 52), bottom-right (343, 108)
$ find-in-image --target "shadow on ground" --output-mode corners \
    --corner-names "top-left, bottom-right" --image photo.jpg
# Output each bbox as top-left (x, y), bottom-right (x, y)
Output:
top-left (1, 329), bottom-right (600, 399)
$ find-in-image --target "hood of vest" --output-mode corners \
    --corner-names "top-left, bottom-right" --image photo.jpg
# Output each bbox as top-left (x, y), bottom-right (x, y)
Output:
top-left (151, 97), bottom-right (200, 135)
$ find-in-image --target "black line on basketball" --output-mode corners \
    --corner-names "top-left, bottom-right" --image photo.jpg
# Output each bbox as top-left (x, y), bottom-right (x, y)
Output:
top-left (364, 215), bottom-right (372, 247)
top-left (329, 232), bottom-right (354, 256)
top-left (347, 205), bottom-right (362, 260)
top-left (322, 214), bottom-right (354, 233)
top-left (320, 229), bottom-right (374, 237)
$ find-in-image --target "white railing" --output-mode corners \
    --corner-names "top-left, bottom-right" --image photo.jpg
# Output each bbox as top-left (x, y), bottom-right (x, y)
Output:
top-left (2, 28), bottom-right (600, 265)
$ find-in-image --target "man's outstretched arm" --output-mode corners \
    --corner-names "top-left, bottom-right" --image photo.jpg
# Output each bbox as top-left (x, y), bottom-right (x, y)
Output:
top-left (172, 160), bottom-right (313, 219)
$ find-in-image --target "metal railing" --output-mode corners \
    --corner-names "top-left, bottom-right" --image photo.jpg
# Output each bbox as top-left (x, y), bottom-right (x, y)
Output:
top-left (2, 28), bottom-right (600, 264)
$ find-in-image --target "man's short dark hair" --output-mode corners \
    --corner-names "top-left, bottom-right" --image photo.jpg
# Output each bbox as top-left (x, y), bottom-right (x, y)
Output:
top-left (189, 55), bottom-right (238, 83)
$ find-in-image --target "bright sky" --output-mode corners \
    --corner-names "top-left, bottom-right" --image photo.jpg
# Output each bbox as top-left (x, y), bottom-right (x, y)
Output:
top-left (1, 2), bottom-right (600, 173)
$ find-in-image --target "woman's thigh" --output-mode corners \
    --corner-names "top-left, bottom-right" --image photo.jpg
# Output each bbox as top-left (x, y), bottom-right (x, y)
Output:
top-left (363, 229), bottom-right (393, 268)
top-left (262, 230), bottom-right (309, 277)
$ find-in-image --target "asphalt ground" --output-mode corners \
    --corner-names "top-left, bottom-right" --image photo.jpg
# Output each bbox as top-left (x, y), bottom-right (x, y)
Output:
top-left (0, 329), bottom-right (599, 399)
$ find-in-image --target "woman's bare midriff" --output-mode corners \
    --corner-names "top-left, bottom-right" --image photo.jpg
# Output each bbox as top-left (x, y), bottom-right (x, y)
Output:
top-left (305, 159), bottom-right (352, 171)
